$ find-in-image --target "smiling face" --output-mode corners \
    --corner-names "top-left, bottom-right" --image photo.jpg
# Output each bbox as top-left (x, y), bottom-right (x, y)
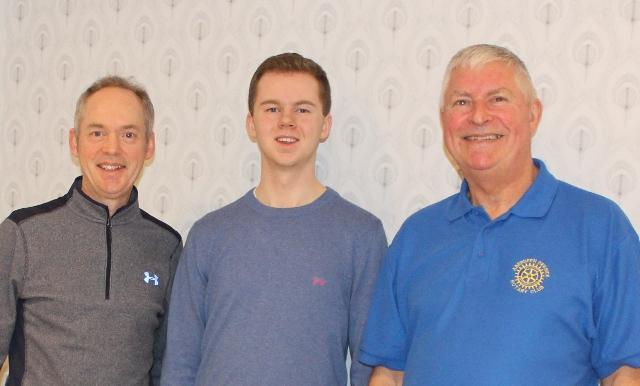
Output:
top-left (440, 60), bottom-right (541, 181)
top-left (69, 86), bottom-right (155, 214)
top-left (246, 71), bottom-right (332, 174)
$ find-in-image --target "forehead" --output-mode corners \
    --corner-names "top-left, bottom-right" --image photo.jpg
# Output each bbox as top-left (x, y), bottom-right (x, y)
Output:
top-left (255, 71), bottom-right (321, 102)
top-left (447, 61), bottom-right (519, 93)
top-left (82, 87), bottom-right (144, 122)
top-left (86, 86), bottom-right (141, 105)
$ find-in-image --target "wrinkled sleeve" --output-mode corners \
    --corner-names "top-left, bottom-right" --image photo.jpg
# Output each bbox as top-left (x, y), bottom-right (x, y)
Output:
top-left (348, 219), bottom-right (388, 386)
top-left (0, 219), bottom-right (24, 365)
top-left (150, 239), bottom-right (183, 385)
top-left (591, 230), bottom-right (640, 378)
top-left (358, 227), bottom-right (410, 371)
top-left (160, 227), bottom-right (207, 386)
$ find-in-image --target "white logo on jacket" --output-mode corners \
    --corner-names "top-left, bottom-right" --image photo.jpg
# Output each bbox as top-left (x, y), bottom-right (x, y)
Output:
top-left (144, 271), bottom-right (160, 286)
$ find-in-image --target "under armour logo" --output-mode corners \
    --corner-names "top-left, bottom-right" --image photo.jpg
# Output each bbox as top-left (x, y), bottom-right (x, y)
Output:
top-left (312, 276), bottom-right (327, 286)
top-left (144, 272), bottom-right (159, 286)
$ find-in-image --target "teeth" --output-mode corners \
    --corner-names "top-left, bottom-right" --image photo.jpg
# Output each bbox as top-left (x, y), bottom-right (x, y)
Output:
top-left (100, 164), bottom-right (123, 171)
top-left (465, 134), bottom-right (503, 141)
top-left (277, 137), bottom-right (297, 143)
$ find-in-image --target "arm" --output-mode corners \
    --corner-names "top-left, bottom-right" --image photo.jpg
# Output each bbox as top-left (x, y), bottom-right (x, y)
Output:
top-left (369, 366), bottom-right (404, 386)
top-left (601, 366), bottom-right (640, 386)
top-left (0, 219), bottom-right (23, 364)
top-left (358, 226), bottom-right (412, 382)
top-left (159, 230), bottom-right (207, 386)
top-left (591, 219), bottom-right (640, 379)
top-left (150, 240), bottom-right (183, 385)
top-left (348, 220), bottom-right (388, 386)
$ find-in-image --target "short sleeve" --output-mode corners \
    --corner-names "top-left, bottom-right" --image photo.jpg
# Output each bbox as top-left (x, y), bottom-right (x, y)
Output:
top-left (591, 232), bottom-right (640, 377)
top-left (358, 230), bottom-right (410, 370)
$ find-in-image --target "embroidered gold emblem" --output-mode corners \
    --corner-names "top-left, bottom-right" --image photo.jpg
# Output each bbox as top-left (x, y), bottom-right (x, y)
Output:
top-left (511, 258), bottom-right (550, 294)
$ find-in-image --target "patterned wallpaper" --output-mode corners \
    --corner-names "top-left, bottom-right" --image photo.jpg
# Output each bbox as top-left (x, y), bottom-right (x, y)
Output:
top-left (1, 0), bottom-right (639, 241)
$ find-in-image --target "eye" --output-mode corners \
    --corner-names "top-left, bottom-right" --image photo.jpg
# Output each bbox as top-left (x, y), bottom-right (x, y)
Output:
top-left (493, 95), bottom-right (508, 103)
top-left (123, 131), bottom-right (137, 139)
top-left (452, 99), bottom-right (468, 107)
top-left (296, 107), bottom-right (310, 113)
top-left (89, 130), bottom-right (105, 137)
top-left (265, 107), bottom-right (278, 113)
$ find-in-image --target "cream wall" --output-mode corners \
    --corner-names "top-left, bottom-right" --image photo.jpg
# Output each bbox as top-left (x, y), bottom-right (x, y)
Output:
top-left (1, 0), bottom-right (639, 380)
top-left (1, 0), bottom-right (639, 237)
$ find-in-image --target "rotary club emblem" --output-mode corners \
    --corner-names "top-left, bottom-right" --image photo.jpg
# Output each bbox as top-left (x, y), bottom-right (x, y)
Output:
top-left (511, 258), bottom-right (550, 294)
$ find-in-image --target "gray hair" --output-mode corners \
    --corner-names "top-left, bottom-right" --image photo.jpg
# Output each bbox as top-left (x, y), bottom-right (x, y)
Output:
top-left (440, 44), bottom-right (537, 110)
top-left (74, 75), bottom-right (154, 136)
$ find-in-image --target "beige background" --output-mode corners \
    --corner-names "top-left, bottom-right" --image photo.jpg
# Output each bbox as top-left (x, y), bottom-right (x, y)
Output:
top-left (1, 0), bottom-right (640, 382)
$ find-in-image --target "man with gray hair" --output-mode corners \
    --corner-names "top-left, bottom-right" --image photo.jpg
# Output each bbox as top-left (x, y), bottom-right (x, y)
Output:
top-left (0, 75), bottom-right (182, 385)
top-left (360, 44), bottom-right (640, 385)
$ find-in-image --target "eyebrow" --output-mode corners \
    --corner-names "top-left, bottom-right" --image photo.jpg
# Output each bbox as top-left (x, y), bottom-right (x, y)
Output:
top-left (486, 88), bottom-right (512, 96)
top-left (448, 87), bottom-right (512, 98)
top-left (85, 123), bottom-right (105, 129)
top-left (259, 99), bottom-right (318, 107)
top-left (85, 123), bottom-right (141, 130)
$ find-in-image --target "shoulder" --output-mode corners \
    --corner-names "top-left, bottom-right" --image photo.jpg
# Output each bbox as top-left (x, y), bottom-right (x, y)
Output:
top-left (555, 181), bottom-right (633, 229)
top-left (139, 209), bottom-right (182, 244)
top-left (7, 194), bottom-right (70, 225)
top-left (325, 189), bottom-right (382, 227)
top-left (186, 193), bottom-right (251, 238)
top-left (321, 189), bottom-right (387, 243)
top-left (556, 180), bottom-right (616, 207)
top-left (400, 194), bottom-right (456, 232)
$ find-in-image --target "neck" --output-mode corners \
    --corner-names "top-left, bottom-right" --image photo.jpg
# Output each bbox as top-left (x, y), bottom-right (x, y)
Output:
top-left (255, 167), bottom-right (325, 208)
top-left (105, 200), bottom-right (127, 218)
top-left (79, 180), bottom-right (128, 218)
top-left (466, 160), bottom-right (538, 220)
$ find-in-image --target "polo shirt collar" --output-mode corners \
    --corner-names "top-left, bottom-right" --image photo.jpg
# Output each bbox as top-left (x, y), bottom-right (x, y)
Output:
top-left (446, 158), bottom-right (559, 221)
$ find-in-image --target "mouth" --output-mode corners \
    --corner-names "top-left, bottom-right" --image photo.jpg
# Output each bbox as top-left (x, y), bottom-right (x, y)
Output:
top-left (275, 136), bottom-right (298, 144)
top-left (463, 134), bottom-right (504, 141)
top-left (98, 163), bottom-right (125, 171)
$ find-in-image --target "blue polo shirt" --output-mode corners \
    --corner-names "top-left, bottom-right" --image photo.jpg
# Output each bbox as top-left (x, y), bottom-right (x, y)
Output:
top-left (360, 159), bottom-right (640, 385)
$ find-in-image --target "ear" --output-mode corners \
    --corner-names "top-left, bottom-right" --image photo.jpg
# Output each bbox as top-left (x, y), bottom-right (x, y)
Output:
top-left (319, 113), bottom-right (332, 143)
top-left (145, 131), bottom-right (156, 160)
top-left (246, 112), bottom-right (257, 143)
top-left (69, 128), bottom-right (79, 157)
top-left (529, 98), bottom-right (543, 137)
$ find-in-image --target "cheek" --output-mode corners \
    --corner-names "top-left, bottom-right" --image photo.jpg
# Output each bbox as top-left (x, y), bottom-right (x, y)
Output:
top-left (77, 145), bottom-right (97, 159)
top-left (442, 112), bottom-right (466, 131)
top-left (442, 121), bottom-right (463, 142)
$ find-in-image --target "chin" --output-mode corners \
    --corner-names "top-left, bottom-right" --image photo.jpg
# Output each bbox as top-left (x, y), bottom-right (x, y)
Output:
top-left (460, 160), bottom-right (499, 175)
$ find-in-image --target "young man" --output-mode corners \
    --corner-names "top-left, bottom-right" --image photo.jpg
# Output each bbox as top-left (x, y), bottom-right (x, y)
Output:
top-left (360, 44), bottom-right (640, 385)
top-left (0, 76), bottom-right (182, 385)
top-left (162, 53), bottom-right (387, 385)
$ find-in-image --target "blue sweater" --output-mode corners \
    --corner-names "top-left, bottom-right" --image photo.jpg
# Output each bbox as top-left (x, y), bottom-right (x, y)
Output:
top-left (161, 188), bottom-right (387, 386)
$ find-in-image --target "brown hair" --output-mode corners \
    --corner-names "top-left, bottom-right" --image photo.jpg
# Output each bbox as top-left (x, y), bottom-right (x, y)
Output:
top-left (248, 53), bottom-right (331, 116)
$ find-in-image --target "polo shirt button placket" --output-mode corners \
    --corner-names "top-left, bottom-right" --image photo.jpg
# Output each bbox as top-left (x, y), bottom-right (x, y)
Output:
top-left (477, 228), bottom-right (486, 259)
top-left (465, 225), bottom-right (489, 285)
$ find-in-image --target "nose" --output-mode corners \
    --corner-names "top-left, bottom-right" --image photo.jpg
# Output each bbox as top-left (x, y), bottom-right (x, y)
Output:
top-left (278, 109), bottom-right (295, 129)
top-left (470, 102), bottom-right (491, 126)
top-left (102, 133), bottom-right (121, 154)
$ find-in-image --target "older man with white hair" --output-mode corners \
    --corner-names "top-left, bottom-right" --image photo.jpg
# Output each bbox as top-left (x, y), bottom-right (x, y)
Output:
top-left (360, 44), bottom-right (640, 385)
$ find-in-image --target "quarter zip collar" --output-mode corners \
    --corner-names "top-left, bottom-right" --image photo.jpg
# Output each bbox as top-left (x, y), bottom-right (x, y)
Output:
top-left (65, 176), bottom-right (140, 300)
top-left (67, 176), bottom-right (140, 224)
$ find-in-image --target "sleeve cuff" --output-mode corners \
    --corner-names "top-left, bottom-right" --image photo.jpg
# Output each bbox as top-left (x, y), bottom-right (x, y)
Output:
top-left (358, 349), bottom-right (406, 371)
top-left (595, 355), bottom-right (640, 379)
